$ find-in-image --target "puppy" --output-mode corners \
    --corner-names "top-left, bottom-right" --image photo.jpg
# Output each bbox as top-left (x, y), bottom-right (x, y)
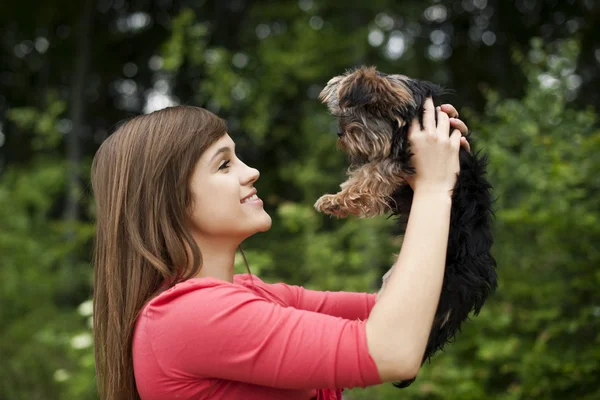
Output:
top-left (314, 66), bottom-right (497, 388)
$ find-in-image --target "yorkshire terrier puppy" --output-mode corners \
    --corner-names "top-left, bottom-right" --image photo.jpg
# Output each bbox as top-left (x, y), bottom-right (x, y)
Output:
top-left (314, 66), bottom-right (497, 388)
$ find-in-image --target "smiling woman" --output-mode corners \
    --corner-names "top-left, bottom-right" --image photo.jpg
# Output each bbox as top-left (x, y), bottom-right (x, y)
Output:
top-left (184, 133), bottom-right (272, 282)
top-left (91, 101), bottom-right (465, 400)
top-left (91, 105), bottom-right (381, 400)
top-left (91, 106), bottom-right (232, 399)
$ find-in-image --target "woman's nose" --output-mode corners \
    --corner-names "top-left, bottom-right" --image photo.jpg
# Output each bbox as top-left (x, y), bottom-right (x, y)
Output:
top-left (243, 165), bottom-right (260, 184)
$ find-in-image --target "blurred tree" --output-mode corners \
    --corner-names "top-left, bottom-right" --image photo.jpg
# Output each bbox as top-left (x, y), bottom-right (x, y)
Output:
top-left (0, 97), bottom-right (95, 399)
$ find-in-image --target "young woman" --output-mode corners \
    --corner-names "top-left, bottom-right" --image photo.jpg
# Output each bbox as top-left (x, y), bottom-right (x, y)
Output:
top-left (91, 98), bottom-right (470, 400)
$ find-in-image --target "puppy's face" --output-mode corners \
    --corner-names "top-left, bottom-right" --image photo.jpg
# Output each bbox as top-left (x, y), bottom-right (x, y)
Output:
top-left (332, 107), bottom-right (394, 163)
top-left (320, 66), bottom-right (442, 163)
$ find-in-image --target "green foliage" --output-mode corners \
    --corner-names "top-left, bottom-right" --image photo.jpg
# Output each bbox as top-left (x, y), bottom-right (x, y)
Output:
top-left (161, 8), bottom-right (208, 73)
top-left (6, 92), bottom-right (66, 152)
top-left (0, 103), bottom-right (95, 399)
top-left (469, 38), bottom-right (599, 400)
top-left (348, 38), bottom-right (599, 400)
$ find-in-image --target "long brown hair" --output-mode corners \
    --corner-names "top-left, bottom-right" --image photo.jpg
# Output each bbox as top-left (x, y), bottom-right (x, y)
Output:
top-left (91, 106), bottom-right (246, 399)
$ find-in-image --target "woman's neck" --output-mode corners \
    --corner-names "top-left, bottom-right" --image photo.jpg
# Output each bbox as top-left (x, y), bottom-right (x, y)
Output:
top-left (190, 237), bottom-right (238, 283)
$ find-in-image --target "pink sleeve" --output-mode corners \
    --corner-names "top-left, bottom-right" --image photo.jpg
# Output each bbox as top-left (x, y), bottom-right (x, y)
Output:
top-left (266, 281), bottom-right (377, 321)
top-left (145, 280), bottom-right (382, 390)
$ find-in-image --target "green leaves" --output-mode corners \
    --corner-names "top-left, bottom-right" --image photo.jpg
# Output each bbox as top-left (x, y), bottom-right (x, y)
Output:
top-left (6, 92), bottom-right (66, 151)
top-left (1, 94), bottom-right (95, 399)
top-left (410, 39), bottom-right (600, 400)
top-left (161, 8), bottom-right (206, 72)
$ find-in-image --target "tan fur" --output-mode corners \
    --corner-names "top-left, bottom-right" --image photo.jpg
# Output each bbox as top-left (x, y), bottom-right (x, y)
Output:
top-left (314, 159), bottom-right (405, 218)
top-left (339, 120), bottom-right (393, 161)
top-left (318, 76), bottom-right (344, 113)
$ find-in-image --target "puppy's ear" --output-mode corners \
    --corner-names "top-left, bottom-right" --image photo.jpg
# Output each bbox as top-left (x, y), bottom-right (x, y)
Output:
top-left (337, 66), bottom-right (413, 110)
top-left (319, 76), bottom-right (344, 114)
top-left (319, 76), bottom-right (343, 105)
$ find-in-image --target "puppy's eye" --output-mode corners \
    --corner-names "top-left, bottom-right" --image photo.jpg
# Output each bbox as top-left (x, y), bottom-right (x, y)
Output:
top-left (218, 160), bottom-right (231, 170)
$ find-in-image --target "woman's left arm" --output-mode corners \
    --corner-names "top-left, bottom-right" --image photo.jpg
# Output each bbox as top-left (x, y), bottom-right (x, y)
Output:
top-left (267, 281), bottom-right (378, 321)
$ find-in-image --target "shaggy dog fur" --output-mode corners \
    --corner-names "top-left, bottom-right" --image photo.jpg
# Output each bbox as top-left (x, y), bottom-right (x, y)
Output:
top-left (314, 66), bottom-right (498, 388)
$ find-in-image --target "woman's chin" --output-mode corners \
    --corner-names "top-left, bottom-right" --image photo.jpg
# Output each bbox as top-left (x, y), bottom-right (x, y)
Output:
top-left (256, 214), bottom-right (272, 233)
top-left (241, 214), bottom-right (272, 239)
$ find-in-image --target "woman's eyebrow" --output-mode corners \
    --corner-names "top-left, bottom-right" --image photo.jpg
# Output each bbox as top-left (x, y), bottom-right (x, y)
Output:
top-left (209, 146), bottom-right (232, 163)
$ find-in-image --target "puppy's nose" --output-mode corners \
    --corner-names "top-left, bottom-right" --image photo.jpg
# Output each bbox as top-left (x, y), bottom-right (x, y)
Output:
top-left (337, 128), bottom-right (344, 137)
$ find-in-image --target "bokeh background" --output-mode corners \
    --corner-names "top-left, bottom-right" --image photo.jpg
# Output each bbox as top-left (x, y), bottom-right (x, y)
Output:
top-left (1, 0), bottom-right (599, 399)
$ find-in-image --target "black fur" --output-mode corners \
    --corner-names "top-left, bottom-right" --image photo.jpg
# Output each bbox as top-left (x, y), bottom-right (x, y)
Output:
top-left (389, 146), bottom-right (496, 388)
top-left (386, 80), bottom-right (497, 388)
top-left (339, 81), bottom-right (377, 109)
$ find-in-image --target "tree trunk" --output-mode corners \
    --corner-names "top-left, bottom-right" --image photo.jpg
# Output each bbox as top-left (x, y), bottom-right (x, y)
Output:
top-left (64, 0), bottom-right (93, 245)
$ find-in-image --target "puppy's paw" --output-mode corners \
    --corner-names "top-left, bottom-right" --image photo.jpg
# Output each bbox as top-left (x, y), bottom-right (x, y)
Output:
top-left (314, 194), bottom-right (349, 218)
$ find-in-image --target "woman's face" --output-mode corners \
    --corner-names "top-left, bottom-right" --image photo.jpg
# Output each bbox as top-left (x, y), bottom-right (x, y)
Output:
top-left (186, 133), bottom-right (272, 243)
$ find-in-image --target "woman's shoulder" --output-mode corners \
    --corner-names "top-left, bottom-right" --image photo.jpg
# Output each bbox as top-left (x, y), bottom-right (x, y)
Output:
top-left (233, 273), bottom-right (265, 285)
top-left (141, 274), bottom-right (265, 317)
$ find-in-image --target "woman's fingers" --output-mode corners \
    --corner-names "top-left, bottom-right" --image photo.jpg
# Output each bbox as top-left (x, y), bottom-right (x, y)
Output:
top-left (411, 100), bottom-right (470, 153)
top-left (436, 106), bottom-right (450, 138)
top-left (448, 116), bottom-right (470, 153)
top-left (460, 136), bottom-right (471, 153)
top-left (449, 118), bottom-right (468, 135)
top-left (440, 104), bottom-right (459, 118)
top-left (450, 128), bottom-right (462, 149)
top-left (423, 97), bottom-right (436, 131)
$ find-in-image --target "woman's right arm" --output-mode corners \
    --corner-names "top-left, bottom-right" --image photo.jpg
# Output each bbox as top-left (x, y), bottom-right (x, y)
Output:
top-left (365, 189), bottom-right (452, 381)
top-left (365, 98), bottom-right (464, 382)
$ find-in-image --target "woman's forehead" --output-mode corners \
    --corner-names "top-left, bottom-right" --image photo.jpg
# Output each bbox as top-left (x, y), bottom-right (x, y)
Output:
top-left (210, 133), bottom-right (234, 149)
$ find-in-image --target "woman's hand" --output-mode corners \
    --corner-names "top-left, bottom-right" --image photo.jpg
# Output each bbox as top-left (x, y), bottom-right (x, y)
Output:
top-left (440, 103), bottom-right (470, 154)
top-left (404, 98), bottom-right (465, 195)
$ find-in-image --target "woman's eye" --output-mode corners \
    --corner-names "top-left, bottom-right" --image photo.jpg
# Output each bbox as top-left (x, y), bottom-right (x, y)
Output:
top-left (218, 160), bottom-right (231, 170)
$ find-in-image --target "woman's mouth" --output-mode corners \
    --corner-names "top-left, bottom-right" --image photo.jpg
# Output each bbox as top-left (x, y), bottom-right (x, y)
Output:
top-left (241, 194), bottom-right (262, 205)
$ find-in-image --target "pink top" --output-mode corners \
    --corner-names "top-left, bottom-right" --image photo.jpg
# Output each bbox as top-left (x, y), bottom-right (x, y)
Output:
top-left (132, 274), bottom-right (382, 399)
